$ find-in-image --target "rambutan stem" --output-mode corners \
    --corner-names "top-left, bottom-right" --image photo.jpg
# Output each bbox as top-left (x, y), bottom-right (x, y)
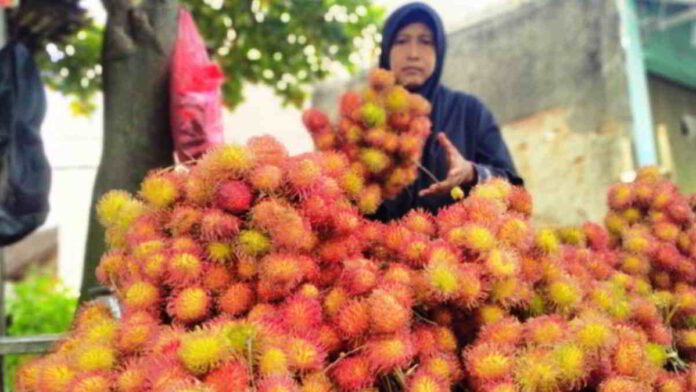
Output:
top-left (321, 345), bottom-right (365, 373)
top-left (405, 363), bottom-right (419, 376)
top-left (414, 160), bottom-right (441, 184)
top-left (413, 310), bottom-right (437, 326)
top-left (247, 339), bottom-right (256, 391)
top-left (394, 368), bottom-right (406, 389)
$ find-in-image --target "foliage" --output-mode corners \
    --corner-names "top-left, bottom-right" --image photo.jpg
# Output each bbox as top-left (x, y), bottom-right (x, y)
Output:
top-left (35, 0), bottom-right (384, 115)
top-left (3, 273), bottom-right (77, 391)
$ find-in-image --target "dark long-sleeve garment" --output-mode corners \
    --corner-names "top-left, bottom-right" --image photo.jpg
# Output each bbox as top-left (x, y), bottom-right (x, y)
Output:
top-left (371, 2), bottom-right (522, 222)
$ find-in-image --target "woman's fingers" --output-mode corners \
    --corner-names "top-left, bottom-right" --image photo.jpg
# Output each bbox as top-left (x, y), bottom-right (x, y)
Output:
top-left (419, 179), bottom-right (451, 196)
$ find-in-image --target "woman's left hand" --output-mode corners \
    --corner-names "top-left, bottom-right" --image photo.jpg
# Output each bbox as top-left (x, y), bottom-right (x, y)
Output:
top-left (419, 132), bottom-right (475, 197)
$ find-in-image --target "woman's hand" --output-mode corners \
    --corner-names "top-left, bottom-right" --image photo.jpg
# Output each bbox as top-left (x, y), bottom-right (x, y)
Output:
top-left (419, 132), bottom-right (475, 197)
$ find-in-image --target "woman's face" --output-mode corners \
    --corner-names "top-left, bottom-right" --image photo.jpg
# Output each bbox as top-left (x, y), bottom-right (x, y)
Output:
top-left (388, 22), bottom-right (436, 89)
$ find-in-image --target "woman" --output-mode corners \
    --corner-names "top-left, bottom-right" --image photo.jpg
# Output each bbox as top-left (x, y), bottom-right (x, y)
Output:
top-left (372, 2), bottom-right (523, 221)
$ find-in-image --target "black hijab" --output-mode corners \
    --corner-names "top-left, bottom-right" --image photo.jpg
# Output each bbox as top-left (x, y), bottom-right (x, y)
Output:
top-left (372, 2), bottom-right (522, 221)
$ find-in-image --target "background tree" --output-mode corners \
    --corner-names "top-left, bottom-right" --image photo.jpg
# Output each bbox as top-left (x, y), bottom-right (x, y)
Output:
top-left (62, 0), bottom-right (381, 303)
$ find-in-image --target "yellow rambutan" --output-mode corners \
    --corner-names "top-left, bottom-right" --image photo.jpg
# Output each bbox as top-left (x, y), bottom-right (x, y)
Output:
top-left (552, 343), bottom-right (589, 388)
top-left (285, 336), bottom-right (326, 371)
top-left (535, 228), bottom-right (559, 254)
top-left (514, 349), bottom-right (560, 392)
top-left (447, 224), bottom-right (496, 253)
top-left (120, 280), bottom-right (160, 312)
top-left (68, 372), bottom-right (112, 392)
top-left (220, 320), bottom-right (258, 354)
top-left (260, 346), bottom-right (290, 377)
top-left (423, 258), bottom-right (462, 301)
top-left (167, 252), bottom-right (203, 286)
top-left (236, 229), bottom-right (271, 257)
top-left (199, 144), bottom-right (255, 177)
top-left (407, 371), bottom-right (447, 392)
top-left (359, 148), bottom-right (392, 175)
top-left (167, 287), bottom-right (211, 324)
top-left (115, 358), bottom-right (148, 392)
top-left (37, 359), bottom-right (76, 392)
top-left (477, 304), bottom-right (506, 326)
top-left (608, 183), bottom-right (634, 210)
top-left (96, 190), bottom-right (141, 228)
top-left (177, 329), bottom-right (229, 374)
top-left (357, 184), bottom-right (382, 215)
top-left (140, 170), bottom-right (180, 208)
top-left (485, 248), bottom-right (520, 279)
top-left (546, 279), bottom-right (582, 314)
top-left (464, 342), bottom-right (513, 384)
top-left (522, 316), bottom-right (567, 346)
top-left (490, 277), bottom-right (529, 309)
top-left (644, 343), bottom-right (668, 368)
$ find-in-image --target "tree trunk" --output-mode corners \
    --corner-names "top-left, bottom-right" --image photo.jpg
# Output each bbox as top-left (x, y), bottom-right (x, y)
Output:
top-left (79, 0), bottom-right (178, 303)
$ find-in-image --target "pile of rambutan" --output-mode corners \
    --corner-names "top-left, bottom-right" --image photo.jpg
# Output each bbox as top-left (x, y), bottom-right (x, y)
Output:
top-left (302, 68), bottom-right (433, 214)
top-left (15, 113), bottom-right (696, 391)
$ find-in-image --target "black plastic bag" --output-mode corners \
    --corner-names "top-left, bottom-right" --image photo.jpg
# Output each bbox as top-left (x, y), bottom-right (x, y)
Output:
top-left (0, 41), bottom-right (51, 246)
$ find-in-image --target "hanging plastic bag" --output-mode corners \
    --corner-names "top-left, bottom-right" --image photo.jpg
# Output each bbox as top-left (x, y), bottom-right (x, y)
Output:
top-left (0, 41), bottom-right (51, 246)
top-left (170, 8), bottom-right (225, 163)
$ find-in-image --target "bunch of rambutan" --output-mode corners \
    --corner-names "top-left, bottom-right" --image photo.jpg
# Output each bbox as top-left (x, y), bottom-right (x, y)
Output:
top-left (16, 114), bottom-right (696, 392)
top-left (302, 68), bottom-right (433, 214)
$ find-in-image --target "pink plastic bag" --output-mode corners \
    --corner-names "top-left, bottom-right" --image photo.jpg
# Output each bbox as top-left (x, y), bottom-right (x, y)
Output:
top-left (170, 8), bottom-right (224, 163)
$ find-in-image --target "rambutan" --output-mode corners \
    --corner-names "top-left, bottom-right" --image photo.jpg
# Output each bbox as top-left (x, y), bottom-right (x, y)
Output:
top-left (478, 317), bottom-right (523, 347)
top-left (96, 251), bottom-right (128, 286)
top-left (236, 229), bottom-right (271, 257)
top-left (552, 343), bottom-right (590, 389)
top-left (237, 255), bottom-right (258, 280)
top-left (323, 286), bottom-right (348, 318)
top-left (204, 361), bottom-right (249, 392)
top-left (72, 344), bottom-right (117, 372)
top-left (605, 211), bottom-right (628, 236)
top-left (282, 295), bottom-right (323, 333)
top-left (446, 224), bottom-right (496, 253)
top-left (199, 144), bottom-right (255, 177)
top-left (167, 287), bottom-right (212, 324)
top-left (368, 289), bottom-right (410, 334)
top-left (185, 172), bottom-right (215, 205)
top-left (303, 108), bottom-right (330, 133)
top-left (250, 164), bottom-right (285, 193)
top-left (199, 209), bottom-right (241, 240)
top-left (115, 358), bottom-right (148, 392)
top-left (285, 335), bottom-right (326, 371)
top-left (330, 355), bottom-right (373, 391)
top-left (97, 190), bottom-right (143, 228)
top-left (477, 304), bottom-right (506, 326)
top-left (247, 134), bottom-right (289, 166)
top-left (218, 282), bottom-right (254, 316)
top-left (597, 377), bottom-right (650, 392)
top-left (167, 252), bottom-right (203, 286)
top-left (301, 372), bottom-right (333, 392)
top-left (340, 91), bottom-right (363, 117)
top-left (607, 183), bottom-right (634, 210)
top-left (365, 333), bottom-right (414, 373)
top-left (364, 127), bottom-right (387, 147)
top-left (177, 328), bottom-right (229, 374)
top-left (522, 316), bottom-right (567, 346)
top-left (335, 299), bottom-right (370, 340)
top-left (546, 279), bottom-right (582, 313)
top-left (514, 349), bottom-right (560, 392)
top-left (369, 68), bottom-right (396, 91)
top-left (317, 324), bottom-right (342, 354)
top-left (214, 180), bottom-right (253, 213)
top-left (260, 252), bottom-right (305, 285)
top-left (485, 248), bottom-right (521, 279)
top-left (116, 312), bottom-right (159, 353)
top-left (423, 258), bottom-right (463, 301)
top-left (535, 228), bottom-right (559, 254)
top-left (120, 280), bottom-right (160, 312)
top-left (408, 94), bottom-right (432, 116)
top-left (644, 343), bottom-right (669, 368)
top-left (359, 148), bottom-right (392, 175)
top-left (357, 184), bottom-right (382, 215)
top-left (464, 342), bottom-right (513, 384)
top-left (68, 371), bottom-right (112, 392)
